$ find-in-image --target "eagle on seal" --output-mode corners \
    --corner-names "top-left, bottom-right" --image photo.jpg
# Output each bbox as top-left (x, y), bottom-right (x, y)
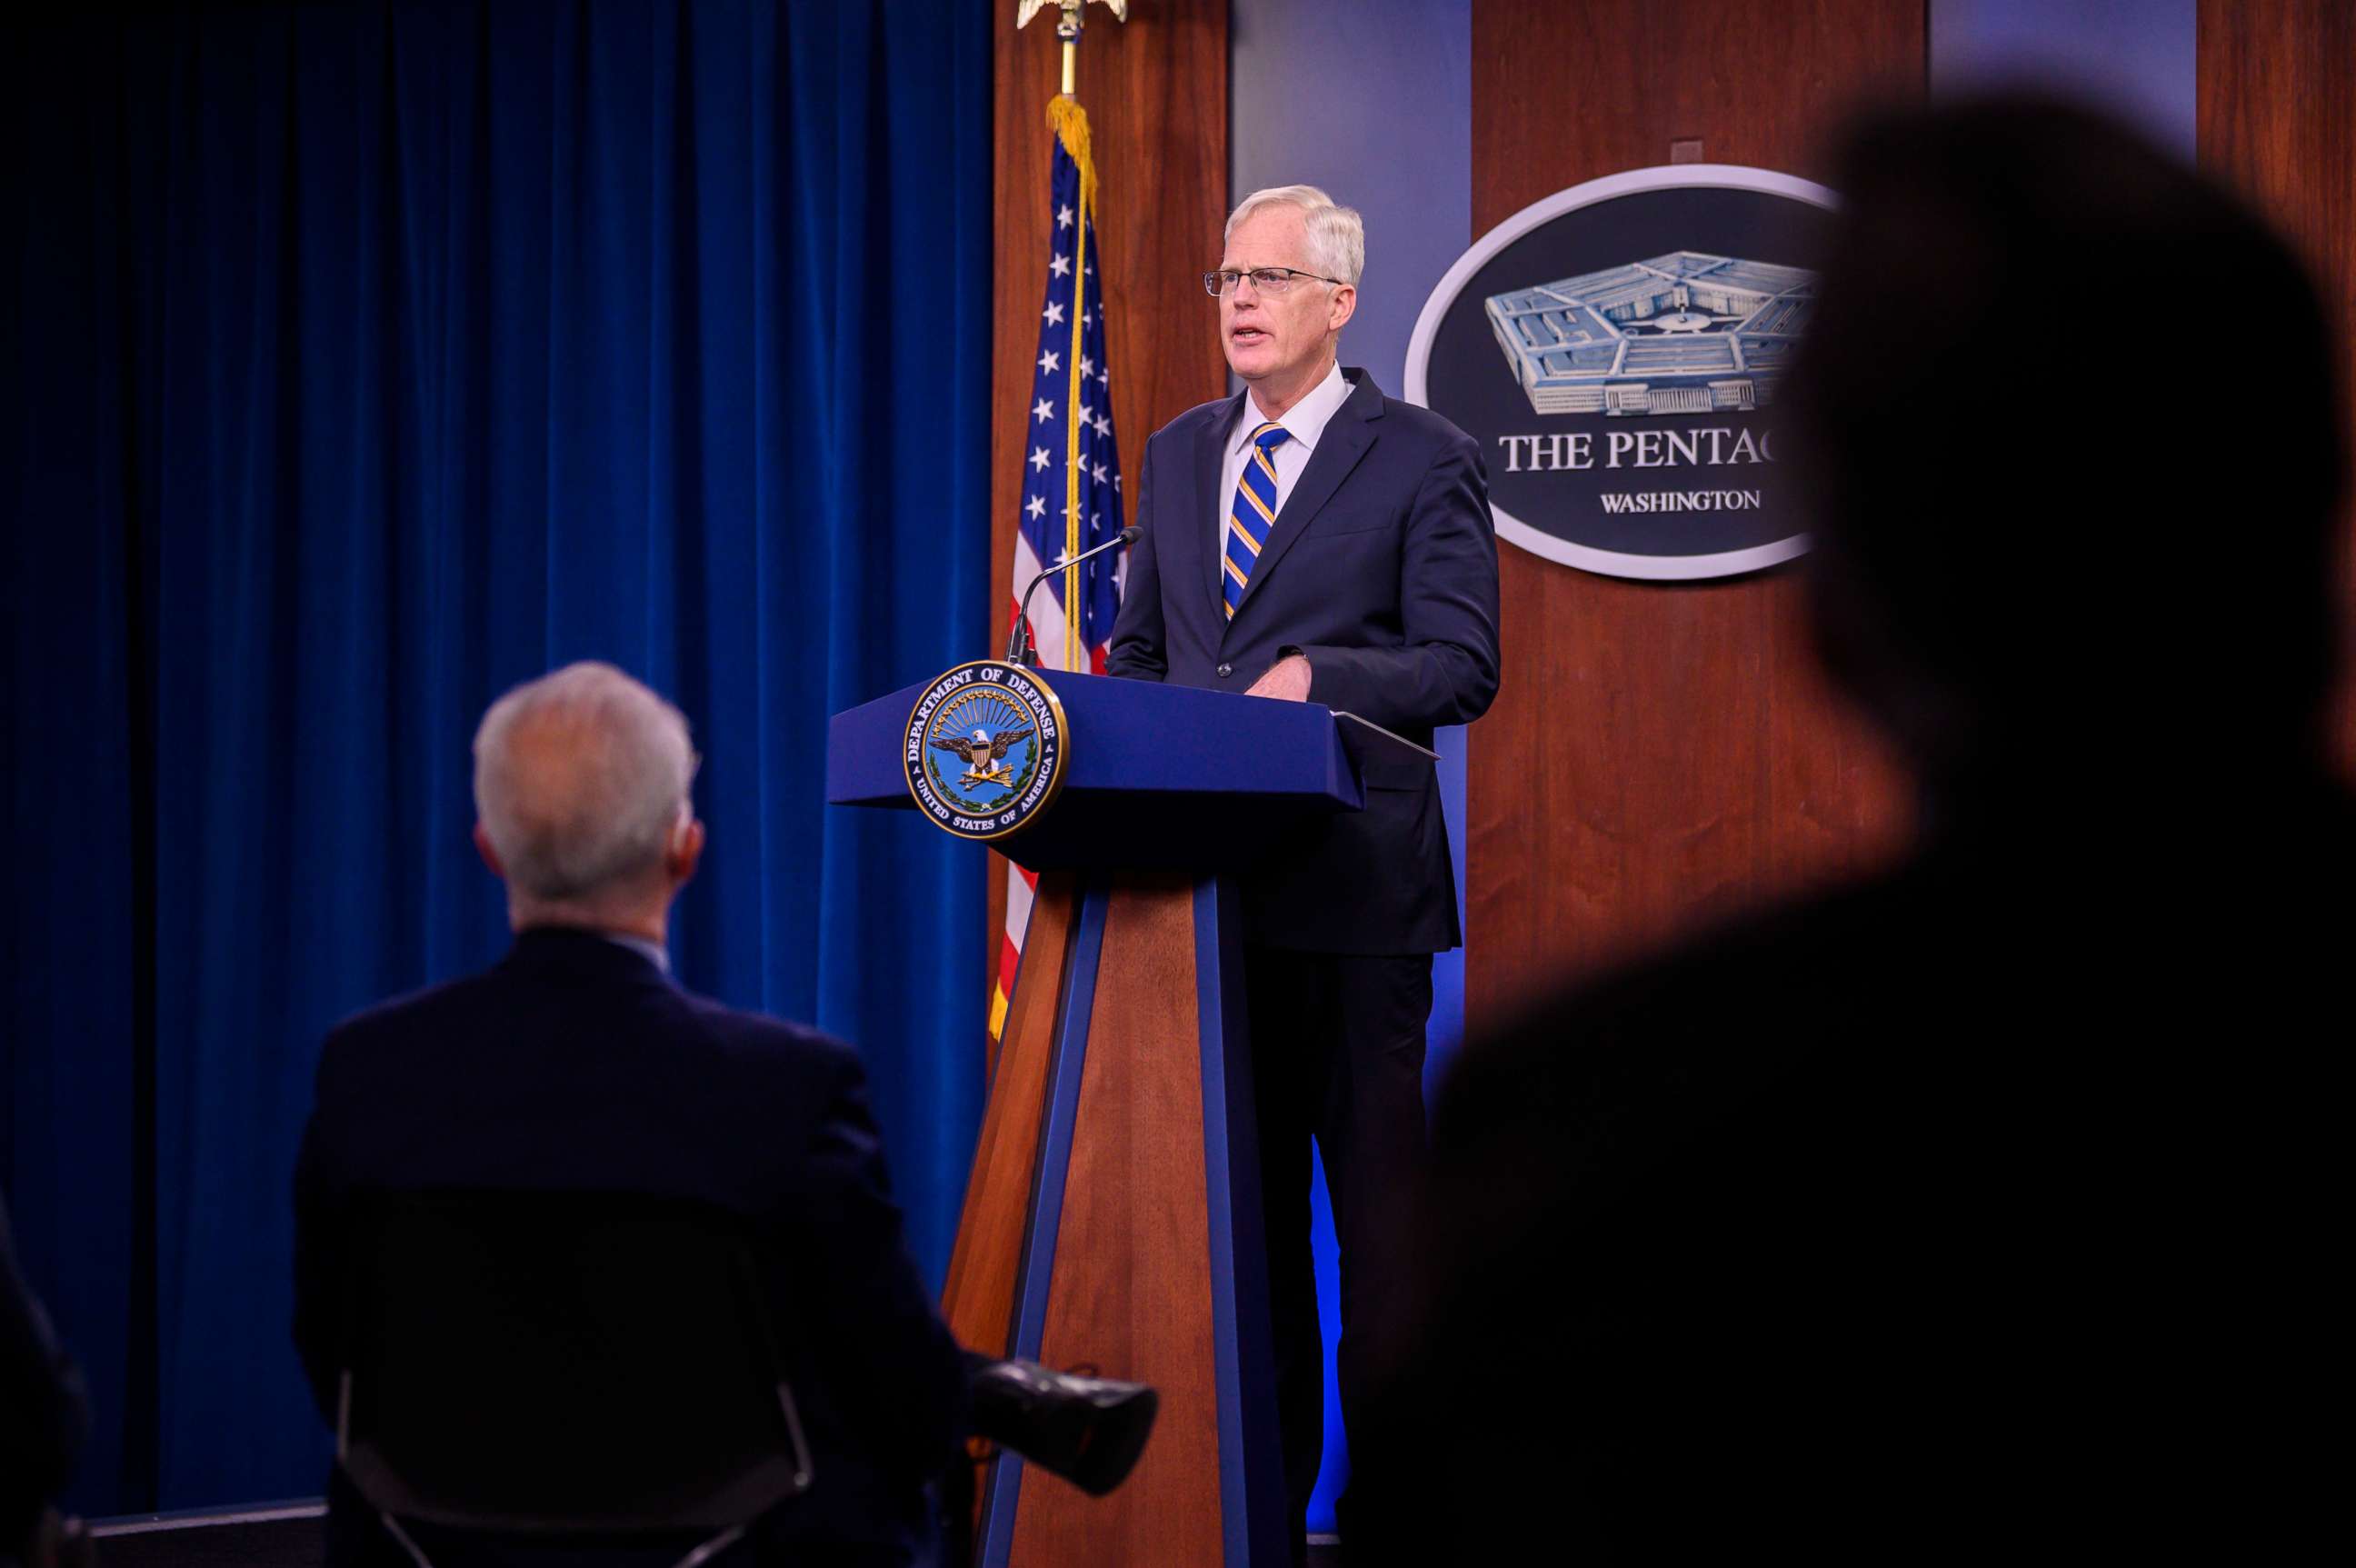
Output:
top-left (933, 724), bottom-right (1033, 788)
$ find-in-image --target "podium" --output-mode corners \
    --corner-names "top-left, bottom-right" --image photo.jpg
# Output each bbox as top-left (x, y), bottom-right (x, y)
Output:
top-left (827, 667), bottom-right (1378, 1567)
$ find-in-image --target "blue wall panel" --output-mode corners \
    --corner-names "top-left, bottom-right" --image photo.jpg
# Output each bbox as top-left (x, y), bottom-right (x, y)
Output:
top-left (1932, 0), bottom-right (2197, 158)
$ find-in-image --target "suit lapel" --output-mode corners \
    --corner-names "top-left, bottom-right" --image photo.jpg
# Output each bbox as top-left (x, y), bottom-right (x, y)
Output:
top-left (1194, 391), bottom-right (1245, 619)
top-left (1230, 372), bottom-right (1383, 624)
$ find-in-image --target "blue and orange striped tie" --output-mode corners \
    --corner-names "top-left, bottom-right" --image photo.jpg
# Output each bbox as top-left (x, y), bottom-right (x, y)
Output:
top-left (1223, 422), bottom-right (1292, 618)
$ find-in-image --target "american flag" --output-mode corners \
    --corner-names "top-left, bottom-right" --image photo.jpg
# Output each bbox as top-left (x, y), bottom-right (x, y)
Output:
top-left (993, 97), bottom-right (1124, 1044)
top-left (989, 103), bottom-right (1125, 1045)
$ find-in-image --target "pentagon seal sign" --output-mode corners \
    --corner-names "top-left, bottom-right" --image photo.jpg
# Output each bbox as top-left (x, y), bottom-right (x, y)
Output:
top-left (1405, 165), bottom-right (1834, 582)
top-left (903, 660), bottom-right (1070, 841)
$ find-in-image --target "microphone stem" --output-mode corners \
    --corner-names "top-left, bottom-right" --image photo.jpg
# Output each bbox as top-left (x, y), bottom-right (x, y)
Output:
top-left (1005, 528), bottom-right (1134, 668)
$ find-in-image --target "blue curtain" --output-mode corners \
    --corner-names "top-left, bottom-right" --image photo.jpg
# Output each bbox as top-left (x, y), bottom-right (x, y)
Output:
top-left (3, 0), bottom-right (992, 1514)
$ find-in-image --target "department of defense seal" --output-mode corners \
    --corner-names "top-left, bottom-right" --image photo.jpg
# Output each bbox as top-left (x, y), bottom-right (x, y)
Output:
top-left (903, 660), bottom-right (1070, 841)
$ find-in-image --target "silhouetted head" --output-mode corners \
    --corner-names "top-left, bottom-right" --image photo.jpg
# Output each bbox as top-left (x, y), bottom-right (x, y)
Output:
top-left (1782, 95), bottom-right (2347, 796)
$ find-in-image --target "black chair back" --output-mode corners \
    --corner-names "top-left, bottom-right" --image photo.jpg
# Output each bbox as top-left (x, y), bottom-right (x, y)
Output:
top-left (336, 1188), bottom-right (813, 1536)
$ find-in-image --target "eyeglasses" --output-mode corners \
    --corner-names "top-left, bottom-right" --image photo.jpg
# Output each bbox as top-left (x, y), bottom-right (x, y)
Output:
top-left (1203, 266), bottom-right (1347, 297)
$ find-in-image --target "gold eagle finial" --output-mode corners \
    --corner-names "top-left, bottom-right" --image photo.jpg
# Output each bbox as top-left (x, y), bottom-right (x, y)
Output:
top-left (1017, 0), bottom-right (1126, 97)
top-left (1017, 1), bottom-right (1130, 32)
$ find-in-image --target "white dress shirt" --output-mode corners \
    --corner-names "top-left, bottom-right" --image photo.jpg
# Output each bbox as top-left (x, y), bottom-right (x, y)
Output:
top-left (598, 930), bottom-right (671, 974)
top-left (1214, 359), bottom-right (1352, 560)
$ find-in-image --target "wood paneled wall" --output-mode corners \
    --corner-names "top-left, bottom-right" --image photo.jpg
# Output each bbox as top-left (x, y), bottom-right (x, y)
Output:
top-left (2198, 0), bottom-right (2356, 764)
top-left (1463, 0), bottom-right (1925, 1028)
top-left (980, 3), bottom-right (2354, 1034)
top-left (987, 4), bottom-right (1229, 988)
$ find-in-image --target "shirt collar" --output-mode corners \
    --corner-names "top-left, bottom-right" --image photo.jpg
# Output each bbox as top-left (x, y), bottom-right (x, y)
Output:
top-left (1231, 360), bottom-right (1351, 456)
top-left (598, 931), bottom-right (672, 975)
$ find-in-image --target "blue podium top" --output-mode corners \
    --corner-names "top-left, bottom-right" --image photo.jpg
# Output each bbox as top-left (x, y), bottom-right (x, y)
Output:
top-left (826, 669), bottom-right (1366, 873)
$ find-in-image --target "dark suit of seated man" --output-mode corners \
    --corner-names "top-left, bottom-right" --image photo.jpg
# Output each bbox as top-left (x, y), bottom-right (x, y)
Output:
top-left (294, 662), bottom-right (1153, 1567)
top-left (3, 1194), bottom-right (87, 1568)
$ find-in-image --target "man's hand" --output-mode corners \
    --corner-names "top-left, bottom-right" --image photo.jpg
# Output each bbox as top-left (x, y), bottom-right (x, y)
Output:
top-left (1245, 654), bottom-right (1313, 702)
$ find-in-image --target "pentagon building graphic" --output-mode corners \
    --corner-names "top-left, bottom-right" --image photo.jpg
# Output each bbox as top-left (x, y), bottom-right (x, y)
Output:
top-left (1484, 252), bottom-right (1815, 416)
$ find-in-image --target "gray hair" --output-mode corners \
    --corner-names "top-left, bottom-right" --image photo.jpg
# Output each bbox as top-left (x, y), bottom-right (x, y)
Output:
top-left (1225, 185), bottom-right (1365, 287)
top-left (472, 662), bottom-right (698, 900)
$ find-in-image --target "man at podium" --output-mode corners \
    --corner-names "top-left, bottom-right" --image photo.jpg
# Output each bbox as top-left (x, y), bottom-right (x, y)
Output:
top-left (1107, 184), bottom-right (1501, 1555)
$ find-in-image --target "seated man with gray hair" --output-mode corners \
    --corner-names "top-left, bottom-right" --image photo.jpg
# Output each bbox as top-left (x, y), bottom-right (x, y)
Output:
top-left (294, 661), bottom-right (1154, 1566)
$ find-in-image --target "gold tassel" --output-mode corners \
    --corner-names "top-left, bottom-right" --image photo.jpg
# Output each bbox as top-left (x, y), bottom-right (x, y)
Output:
top-left (1046, 95), bottom-right (1097, 215)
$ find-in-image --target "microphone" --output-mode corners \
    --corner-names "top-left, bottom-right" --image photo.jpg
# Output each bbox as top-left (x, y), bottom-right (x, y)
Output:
top-left (1006, 525), bottom-right (1141, 666)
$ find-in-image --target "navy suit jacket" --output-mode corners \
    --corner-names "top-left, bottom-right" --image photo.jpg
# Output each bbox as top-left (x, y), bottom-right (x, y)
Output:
top-left (291, 927), bottom-right (966, 1563)
top-left (2, 1197), bottom-right (85, 1552)
top-left (1107, 368), bottom-right (1501, 954)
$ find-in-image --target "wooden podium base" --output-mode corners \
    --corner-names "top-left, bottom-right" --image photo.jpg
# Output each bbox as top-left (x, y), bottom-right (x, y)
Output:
top-left (943, 871), bottom-right (1288, 1566)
